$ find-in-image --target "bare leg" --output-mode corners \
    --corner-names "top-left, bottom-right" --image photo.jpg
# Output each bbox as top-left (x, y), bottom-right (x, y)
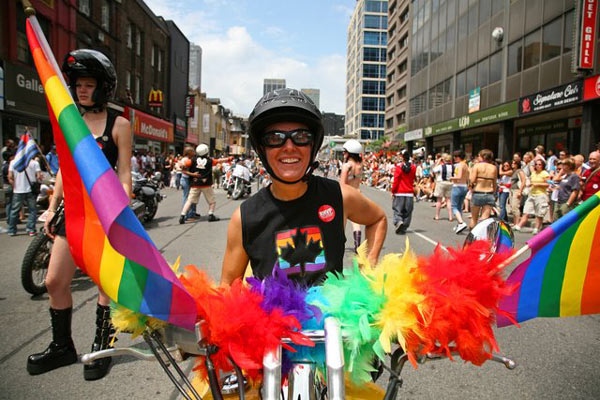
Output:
top-left (45, 236), bottom-right (78, 310)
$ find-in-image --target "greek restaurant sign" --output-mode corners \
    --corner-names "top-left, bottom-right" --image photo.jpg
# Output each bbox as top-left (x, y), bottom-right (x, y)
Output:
top-left (518, 81), bottom-right (582, 115)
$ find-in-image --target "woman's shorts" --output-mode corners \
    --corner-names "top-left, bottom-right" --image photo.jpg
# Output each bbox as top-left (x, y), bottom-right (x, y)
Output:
top-left (433, 181), bottom-right (452, 199)
top-left (523, 194), bottom-right (549, 218)
top-left (471, 192), bottom-right (496, 207)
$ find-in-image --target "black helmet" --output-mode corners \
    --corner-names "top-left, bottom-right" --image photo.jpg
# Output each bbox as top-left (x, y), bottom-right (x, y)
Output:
top-left (62, 49), bottom-right (117, 110)
top-left (248, 88), bottom-right (323, 184)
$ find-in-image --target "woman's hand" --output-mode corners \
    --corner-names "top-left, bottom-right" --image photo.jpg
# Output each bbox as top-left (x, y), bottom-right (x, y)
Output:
top-left (44, 211), bottom-right (56, 239)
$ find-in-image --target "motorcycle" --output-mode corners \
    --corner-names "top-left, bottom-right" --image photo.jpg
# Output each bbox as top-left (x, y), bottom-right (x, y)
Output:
top-left (227, 164), bottom-right (252, 200)
top-left (132, 171), bottom-right (165, 223)
top-left (21, 204), bottom-right (65, 295)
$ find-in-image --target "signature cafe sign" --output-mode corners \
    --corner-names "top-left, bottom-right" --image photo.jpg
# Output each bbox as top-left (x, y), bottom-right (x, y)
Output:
top-left (519, 81), bottom-right (582, 114)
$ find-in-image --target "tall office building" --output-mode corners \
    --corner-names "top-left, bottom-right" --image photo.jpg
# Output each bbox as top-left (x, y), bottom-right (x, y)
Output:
top-left (301, 88), bottom-right (321, 109)
top-left (384, 1), bottom-right (410, 139)
top-left (398, 0), bottom-right (599, 159)
top-left (263, 78), bottom-right (286, 94)
top-left (189, 43), bottom-right (202, 90)
top-left (346, 0), bottom-right (388, 140)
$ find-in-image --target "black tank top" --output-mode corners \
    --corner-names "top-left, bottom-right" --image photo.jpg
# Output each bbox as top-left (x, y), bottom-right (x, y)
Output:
top-left (95, 108), bottom-right (119, 168)
top-left (241, 176), bottom-right (346, 286)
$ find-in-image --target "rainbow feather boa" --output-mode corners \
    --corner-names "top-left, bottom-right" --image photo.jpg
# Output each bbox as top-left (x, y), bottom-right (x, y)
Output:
top-left (112, 239), bottom-right (516, 385)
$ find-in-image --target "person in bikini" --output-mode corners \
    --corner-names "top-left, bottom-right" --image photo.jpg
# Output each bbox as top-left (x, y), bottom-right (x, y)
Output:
top-left (340, 139), bottom-right (365, 252)
top-left (468, 149), bottom-right (498, 228)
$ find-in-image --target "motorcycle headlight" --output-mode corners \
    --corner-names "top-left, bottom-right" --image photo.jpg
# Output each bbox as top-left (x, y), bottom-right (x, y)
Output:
top-left (153, 172), bottom-right (162, 181)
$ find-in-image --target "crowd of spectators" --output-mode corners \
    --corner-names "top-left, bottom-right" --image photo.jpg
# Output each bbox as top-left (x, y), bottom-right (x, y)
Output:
top-left (334, 142), bottom-right (600, 235)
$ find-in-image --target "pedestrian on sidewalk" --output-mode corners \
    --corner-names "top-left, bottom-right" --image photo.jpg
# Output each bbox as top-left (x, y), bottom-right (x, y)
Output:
top-left (431, 152), bottom-right (453, 221)
top-left (449, 150), bottom-right (470, 234)
top-left (7, 156), bottom-right (41, 236)
top-left (340, 139), bottom-right (364, 252)
top-left (391, 150), bottom-right (416, 234)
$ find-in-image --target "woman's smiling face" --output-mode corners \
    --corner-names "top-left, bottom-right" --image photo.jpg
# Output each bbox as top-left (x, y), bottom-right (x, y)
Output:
top-left (263, 121), bottom-right (312, 183)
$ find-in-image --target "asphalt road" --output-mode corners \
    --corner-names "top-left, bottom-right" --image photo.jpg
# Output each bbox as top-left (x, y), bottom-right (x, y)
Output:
top-left (0, 181), bottom-right (599, 399)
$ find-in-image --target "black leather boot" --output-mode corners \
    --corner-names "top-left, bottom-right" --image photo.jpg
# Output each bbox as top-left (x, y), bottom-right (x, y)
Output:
top-left (353, 231), bottom-right (362, 253)
top-left (83, 304), bottom-right (114, 381)
top-left (27, 307), bottom-right (78, 375)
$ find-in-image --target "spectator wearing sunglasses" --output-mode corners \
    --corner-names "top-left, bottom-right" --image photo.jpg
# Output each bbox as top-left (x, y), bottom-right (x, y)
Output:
top-left (514, 159), bottom-right (550, 234)
top-left (220, 89), bottom-right (387, 287)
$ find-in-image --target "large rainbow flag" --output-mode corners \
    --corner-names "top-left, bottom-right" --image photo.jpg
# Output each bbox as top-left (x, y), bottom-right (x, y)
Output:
top-left (25, 14), bottom-right (197, 330)
top-left (497, 191), bottom-right (600, 327)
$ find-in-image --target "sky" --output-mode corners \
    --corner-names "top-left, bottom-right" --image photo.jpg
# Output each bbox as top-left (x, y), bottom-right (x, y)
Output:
top-left (143, 0), bottom-right (356, 117)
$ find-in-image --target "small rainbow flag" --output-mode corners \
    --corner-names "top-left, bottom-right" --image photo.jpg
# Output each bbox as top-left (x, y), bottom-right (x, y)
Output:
top-left (26, 15), bottom-right (197, 330)
top-left (498, 191), bottom-right (600, 327)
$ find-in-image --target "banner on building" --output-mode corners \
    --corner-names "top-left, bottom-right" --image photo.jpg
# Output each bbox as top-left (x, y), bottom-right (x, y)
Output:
top-left (125, 106), bottom-right (173, 143)
top-left (519, 81), bottom-right (582, 115)
top-left (185, 95), bottom-right (195, 117)
top-left (583, 74), bottom-right (600, 101)
top-left (576, 0), bottom-right (598, 70)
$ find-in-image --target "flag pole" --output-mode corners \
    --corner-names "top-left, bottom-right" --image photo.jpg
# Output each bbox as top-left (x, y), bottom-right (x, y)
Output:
top-left (22, 0), bottom-right (35, 16)
top-left (498, 243), bottom-right (530, 271)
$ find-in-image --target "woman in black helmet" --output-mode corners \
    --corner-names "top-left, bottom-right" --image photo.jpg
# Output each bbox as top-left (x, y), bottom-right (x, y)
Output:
top-left (220, 89), bottom-right (387, 287)
top-left (27, 49), bottom-right (132, 381)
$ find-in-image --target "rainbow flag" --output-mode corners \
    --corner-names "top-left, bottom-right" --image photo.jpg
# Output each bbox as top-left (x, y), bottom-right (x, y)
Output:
top-left (26, 16), bottom-right (197, 330)
top-left (497, 192), bottom-right (600, 327)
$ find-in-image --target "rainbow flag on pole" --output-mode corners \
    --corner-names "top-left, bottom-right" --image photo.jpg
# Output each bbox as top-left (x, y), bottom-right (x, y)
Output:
top-left (497, 191), bottom-right (600, 327)
top-left (25, 15), bottom-right (197, 330)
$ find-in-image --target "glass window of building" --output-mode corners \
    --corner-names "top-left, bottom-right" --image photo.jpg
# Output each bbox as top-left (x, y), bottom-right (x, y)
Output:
top-left (489, 51), bottom-right (502, 84)
top-left (365, 15), bottom-right (387, 30)
top-left (456, 69), bottom-right (466, 97)
top-left (79, 0), bottom-right (91, 15)
top-left (466, 64), bottom-right (477, 92)
top-left (563, 10), bottom-right (574, 53)
top-left (364, 31), bottom-right (386, 45)
top-left (508, 40), bottom-right (522, 75)
top-left (458, 13), bottom-right (468, 41)
top-left (523, 29), bottom-right (541, 70)
top-left (468, 3), bottom-right (478, 34)
top-left (479, 0), bottom-right (491, 24)
top-left (491, 0), bottom-right (503, 15)
top-left (542, 18), bottom-right (562, 62)
top-left (366, 0), bottom-right (387, 13)
top-left (362, 80), bottom-right (385, 95)
top-left (127, 24), bottom-right (133, 49)
top-left (101, 0), bottom-right (110, 31)
top-left (446, 22), bottom-right (456, 51)
top-left (447, 0), bottom-right (456, 22)
top-left (477, 58), bottom-right (489, 87)
top-left (362, 97), bottom-right (384, 111)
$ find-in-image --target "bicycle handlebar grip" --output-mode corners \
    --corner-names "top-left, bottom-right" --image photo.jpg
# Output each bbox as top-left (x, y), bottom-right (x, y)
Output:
top-left (261, 345), bottom-right (282, 400)
top-left (325, 317), bottom-right (345, 400)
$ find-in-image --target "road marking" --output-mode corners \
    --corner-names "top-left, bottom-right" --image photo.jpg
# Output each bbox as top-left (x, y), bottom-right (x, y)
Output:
top-left (411, 230), bottom-right (448, 252)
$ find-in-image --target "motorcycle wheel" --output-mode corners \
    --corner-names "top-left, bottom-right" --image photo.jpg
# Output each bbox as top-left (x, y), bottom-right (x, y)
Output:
top-left (144, 198), bottom-right (158, 222)
top-left (232, 180), bottom-right (244, 200)
top-left (21, 232), bottom-right (52, 295)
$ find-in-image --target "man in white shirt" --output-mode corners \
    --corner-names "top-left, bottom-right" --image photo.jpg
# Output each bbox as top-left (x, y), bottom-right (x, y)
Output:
top-left (7, 158), bottom-right (41, 236)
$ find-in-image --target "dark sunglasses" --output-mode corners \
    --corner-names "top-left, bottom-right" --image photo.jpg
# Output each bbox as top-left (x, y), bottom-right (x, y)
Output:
top-left (261, 129), bottom-right (313, 148)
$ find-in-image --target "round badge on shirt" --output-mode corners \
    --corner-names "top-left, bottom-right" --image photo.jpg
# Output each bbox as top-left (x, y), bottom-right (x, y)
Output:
top-left (318, 204), bottom-right (335, 223)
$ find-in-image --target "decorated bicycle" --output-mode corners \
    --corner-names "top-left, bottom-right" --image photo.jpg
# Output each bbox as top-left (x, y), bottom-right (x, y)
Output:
top-left (24, 4), bottom-right (600, 399)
